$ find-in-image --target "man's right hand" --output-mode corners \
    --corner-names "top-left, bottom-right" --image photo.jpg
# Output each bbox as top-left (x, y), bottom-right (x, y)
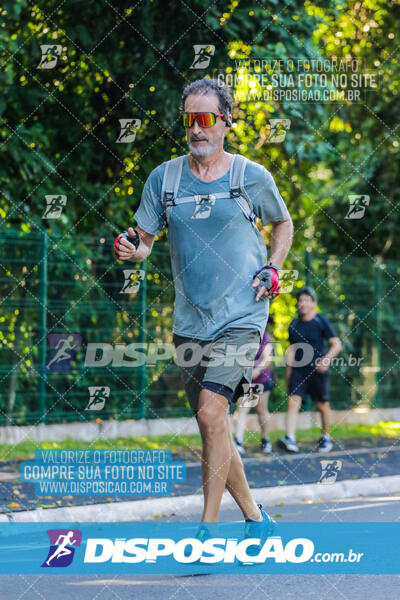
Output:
top-left (114, 227), bottom-right (140, 260)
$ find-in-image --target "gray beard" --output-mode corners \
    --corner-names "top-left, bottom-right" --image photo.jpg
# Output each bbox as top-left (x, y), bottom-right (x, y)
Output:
top-left (188, 132), bottom-right (224, 157)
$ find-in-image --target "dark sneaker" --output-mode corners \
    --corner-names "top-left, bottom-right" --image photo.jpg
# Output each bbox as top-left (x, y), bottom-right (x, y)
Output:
top-left (278, 435), bottom-right (299, 453)
top-left (260, 439), bottom-right (272, 454)
top-left (234, 437), bottom-right (246, 456)
top-left (318, 436), bottom-right (333, 453)
top-left (243, 504), bottom-right (277, 560)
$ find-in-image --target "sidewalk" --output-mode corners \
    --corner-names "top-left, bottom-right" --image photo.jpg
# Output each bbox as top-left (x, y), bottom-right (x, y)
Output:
top-left (1, 435), bottom-right (399, 519)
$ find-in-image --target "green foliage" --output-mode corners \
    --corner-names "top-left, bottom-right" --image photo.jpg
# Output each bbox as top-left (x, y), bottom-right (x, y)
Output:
top-left (308, 0), bottom-right (400, 258)
top-left (0, 0), bottom-right (399, 423)
top-left (1, 422), bottom-right (398, 460)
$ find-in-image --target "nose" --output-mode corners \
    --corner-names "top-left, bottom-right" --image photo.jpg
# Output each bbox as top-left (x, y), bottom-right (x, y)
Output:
top-left (191, 120), bottom-right (202, 134)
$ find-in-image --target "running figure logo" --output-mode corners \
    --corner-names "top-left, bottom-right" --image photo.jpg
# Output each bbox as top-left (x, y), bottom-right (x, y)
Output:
top-left (37, 45), bottom-right (62, 69)
top-left (42, 529), bottom-right (82, 567)
top-left (85, 386), bottom-right (110, 410)
top-left (345, 195), bottom-right (370, 219)
top-left (120, 269), bottom-right (145, 294)
top-left (239, 383), bottom-right (264, 408)
top-left (266, 119), bottom-right (291, 143)
top-left (42, 195), bottom-right (67, 219)
top-left (46, 333), bottom-right (82, 372)
top-left (191, 195), bottom-right (216, 219)
top-left (280, 270), bottom-right (299, 293)
top-left (116, 118), bottom-right (141, 143)
top-left (190, 45), bottom-right (215, 69)
top-left (319, 460), bottom-right (342, 484)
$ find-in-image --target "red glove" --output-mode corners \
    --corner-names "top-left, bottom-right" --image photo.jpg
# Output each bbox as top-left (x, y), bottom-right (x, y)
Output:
top-left (253, 263), bottom-right (281, 298)
top-left (114, 230), bottom-right (140, 260)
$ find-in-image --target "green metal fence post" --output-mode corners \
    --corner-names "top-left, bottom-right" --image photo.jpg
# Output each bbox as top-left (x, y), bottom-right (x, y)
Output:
top-left (305, 250), bottom-right (311, 286)
top-left (38, 230), bottom-right (48, 423)
top-left (138, 259), bottom-right (147, 419)
top-left (304, 250), bottom-right (312, 413)
top-left (374, 259), bottom-right (382, 408)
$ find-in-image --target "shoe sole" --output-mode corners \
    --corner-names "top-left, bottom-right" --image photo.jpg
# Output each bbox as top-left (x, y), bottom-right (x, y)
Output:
top-left (277, 439), bottom-right (299, 453)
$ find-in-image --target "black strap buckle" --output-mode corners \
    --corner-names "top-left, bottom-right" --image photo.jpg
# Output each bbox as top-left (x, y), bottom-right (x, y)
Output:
top-left (195, 194), bottom-right (214, 203)
top-left (230, 187), bottom-right (241, 198)
top-left (163, 191), bottom-right (176, 207)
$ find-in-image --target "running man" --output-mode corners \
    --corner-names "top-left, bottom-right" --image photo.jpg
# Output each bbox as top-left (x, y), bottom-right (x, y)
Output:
top-left (46, 335), bottom-right (77, 370)
top-left (43, 195), bottom-right (65, 218)
top-left (192, 45), bottom-right (214, 69)
top-left (45, 531), bottom-right (77, 566)
top-left (279, 287), bottom-right (342, 453)
top-left (115, 77), bottom-right (293, 525)
top-left (234, 317), bottom-right (275, 455)
top-left (86, 387), bottom-right (108, 410)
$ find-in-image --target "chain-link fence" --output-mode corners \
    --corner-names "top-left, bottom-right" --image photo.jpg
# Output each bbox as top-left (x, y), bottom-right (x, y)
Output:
top-left (0, 228), bottom-right (398, 426)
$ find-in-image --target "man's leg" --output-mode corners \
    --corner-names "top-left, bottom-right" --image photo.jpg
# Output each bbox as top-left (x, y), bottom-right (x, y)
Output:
top-left (255, 391), bottom-right (271, 439)
top-left (234, 400), bottom-right (250, 443)
top-left (316, 400), bottom-right (330, 435)
top-left (225, 411), bottom-right (262, 521)
top-left (197, 387), bottom-right (233, 522)
top-left (286, 394), bottom-right (302, 438)
top-left (197, 388), bottom-right (261, 522)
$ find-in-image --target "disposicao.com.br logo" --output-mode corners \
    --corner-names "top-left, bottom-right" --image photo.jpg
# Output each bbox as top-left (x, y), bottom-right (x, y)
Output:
top-left (83, 536), bottom-right (363, 565)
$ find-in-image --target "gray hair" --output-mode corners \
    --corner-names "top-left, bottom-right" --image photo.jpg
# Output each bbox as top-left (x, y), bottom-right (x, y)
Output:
top-left (181, 77), bottom-right (233, 116)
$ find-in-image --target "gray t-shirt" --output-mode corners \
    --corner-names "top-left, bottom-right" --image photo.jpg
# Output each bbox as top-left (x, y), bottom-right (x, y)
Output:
top-left (134, 154), bottom-right (287, 342)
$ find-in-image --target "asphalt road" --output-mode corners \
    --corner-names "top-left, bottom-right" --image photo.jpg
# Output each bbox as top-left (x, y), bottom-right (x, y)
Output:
top-left (0, 493), bottom-right (399, 599)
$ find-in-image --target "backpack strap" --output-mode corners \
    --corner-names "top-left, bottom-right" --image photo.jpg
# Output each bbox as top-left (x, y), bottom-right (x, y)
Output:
top-left (161, 155), bottom-right (185, 225)
top-left (229, 154), bottom-right (258, 228)
top-left (290, 317), bottom-right (300, 330)
top-left (161, 153), bottom-right (259, 228)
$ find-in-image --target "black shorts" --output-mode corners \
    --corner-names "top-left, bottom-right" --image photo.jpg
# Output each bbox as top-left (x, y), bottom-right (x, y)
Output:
top-left (252, 379), bottom-right (274, 392)
top-left (288, 368), bottom-right (329, 403)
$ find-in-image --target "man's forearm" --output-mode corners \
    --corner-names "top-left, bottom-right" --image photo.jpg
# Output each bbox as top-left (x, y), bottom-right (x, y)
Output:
top-left (269, 214), bottom-right (293, 268)
top-left (324, 339), bottom-right (342, 362)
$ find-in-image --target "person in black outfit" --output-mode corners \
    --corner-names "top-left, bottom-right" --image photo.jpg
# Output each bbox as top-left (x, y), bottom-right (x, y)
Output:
top-left (278, 287), bottom-right (342, 453)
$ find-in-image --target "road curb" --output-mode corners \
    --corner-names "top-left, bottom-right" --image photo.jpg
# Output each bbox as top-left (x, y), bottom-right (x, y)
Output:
top-left (1, 474), bottom-right (400, 523)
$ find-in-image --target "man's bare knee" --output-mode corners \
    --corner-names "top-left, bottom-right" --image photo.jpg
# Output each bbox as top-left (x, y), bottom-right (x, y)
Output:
top-left (197, 389), bottom-right (229, 435)
top-left (288, 394), bottom-right (302, 410)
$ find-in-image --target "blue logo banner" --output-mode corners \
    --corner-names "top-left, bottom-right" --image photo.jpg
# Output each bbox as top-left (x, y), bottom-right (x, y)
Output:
top-left (0, 522), bottom-right (399, 574)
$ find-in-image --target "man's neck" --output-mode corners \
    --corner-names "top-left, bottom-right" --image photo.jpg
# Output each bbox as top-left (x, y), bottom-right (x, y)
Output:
top-left (188, 147), bottom-right (231, 180)
top-left (300, 310), bottom-right (317, 321)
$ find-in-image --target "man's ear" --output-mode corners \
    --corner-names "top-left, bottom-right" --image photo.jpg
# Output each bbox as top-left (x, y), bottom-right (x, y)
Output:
top-left (225, 114), bottom-right (232, 127)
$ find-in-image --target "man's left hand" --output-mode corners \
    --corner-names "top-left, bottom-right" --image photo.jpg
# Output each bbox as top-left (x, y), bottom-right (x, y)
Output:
top-left (252, 263), bottom-right (281, 301)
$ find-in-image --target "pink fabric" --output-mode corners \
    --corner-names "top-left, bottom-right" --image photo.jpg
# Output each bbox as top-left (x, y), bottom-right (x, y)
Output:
top-left (252, 330), bottom-right (272, 384)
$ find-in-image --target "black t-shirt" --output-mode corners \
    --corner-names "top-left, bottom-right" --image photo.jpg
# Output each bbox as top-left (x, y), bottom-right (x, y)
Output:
top-left (288, 314), bottom-right (337, 371)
